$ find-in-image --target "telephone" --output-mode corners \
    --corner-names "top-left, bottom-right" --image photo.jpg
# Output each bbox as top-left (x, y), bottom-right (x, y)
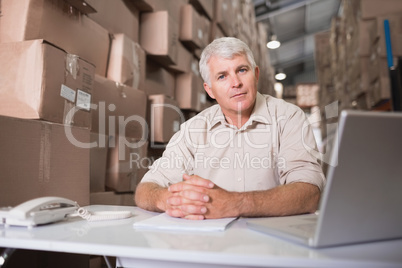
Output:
top-left (1, 196), bottom-right (78, 228)
top-left (1, 196), bottom-right (132, 228)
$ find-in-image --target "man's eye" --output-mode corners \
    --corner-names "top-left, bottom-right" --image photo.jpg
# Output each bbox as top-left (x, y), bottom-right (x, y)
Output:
top-left (239, 68), bottom-right (247, 73)
top-left (218, 75), bottom-right (225, 80)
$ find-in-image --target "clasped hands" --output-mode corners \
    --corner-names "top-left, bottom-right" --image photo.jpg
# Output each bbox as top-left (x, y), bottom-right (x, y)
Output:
top-left (165, 174), bottom-right (236, 220)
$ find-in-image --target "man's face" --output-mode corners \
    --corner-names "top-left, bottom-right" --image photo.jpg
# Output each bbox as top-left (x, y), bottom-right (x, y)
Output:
top-left (203, 54), bottom-right (259, 118)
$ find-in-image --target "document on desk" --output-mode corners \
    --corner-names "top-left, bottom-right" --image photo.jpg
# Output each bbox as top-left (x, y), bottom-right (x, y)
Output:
top-left (133, 213), bottom-right (237, 232)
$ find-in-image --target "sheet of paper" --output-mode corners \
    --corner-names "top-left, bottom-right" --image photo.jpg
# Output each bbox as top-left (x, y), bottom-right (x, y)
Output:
top-left (133, 213), bottom-right (237, 232)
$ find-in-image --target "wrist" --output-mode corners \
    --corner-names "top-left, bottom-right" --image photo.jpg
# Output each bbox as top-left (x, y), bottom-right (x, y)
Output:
top-left (155, 187), bottom-right (171, 212)
top-left (233, 191), bottom-right (254, 217)
top-left (231, 191), bottom-right (247, 217)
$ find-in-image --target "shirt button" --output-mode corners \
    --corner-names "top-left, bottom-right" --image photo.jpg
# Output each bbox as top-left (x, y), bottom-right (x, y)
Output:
top-left (237, 177), bottom-right (242, 182)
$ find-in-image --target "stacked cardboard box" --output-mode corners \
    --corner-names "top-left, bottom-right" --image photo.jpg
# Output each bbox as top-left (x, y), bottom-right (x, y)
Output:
top-left (0, 39), bottom-right (94, 206)
top-left (316, 0), bottom-right (402, 114)
top-left (296, 84), bottom-right (320, 109)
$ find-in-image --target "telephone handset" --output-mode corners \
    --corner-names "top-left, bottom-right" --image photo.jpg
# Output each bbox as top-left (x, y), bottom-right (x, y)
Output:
top-left (2, 196), bottom-right (78, 228)
top-left (1, 196), bottom-right (132, 228)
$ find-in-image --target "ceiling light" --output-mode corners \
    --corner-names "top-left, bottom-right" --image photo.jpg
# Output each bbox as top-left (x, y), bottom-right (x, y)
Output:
top-left (266, 35), bottom-right (281, 49)
top-left (275, 70), bottom-right (286, 81)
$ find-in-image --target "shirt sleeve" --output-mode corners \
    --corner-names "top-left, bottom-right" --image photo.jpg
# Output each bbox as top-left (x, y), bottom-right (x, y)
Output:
top-left (140, 124), bottom-right (195, 187)
top-left (276, 106), bottom-right (326, 191)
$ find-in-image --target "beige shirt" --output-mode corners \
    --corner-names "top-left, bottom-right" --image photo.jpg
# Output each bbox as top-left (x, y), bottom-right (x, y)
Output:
top-left (141, 93), bottom-right (326, 192)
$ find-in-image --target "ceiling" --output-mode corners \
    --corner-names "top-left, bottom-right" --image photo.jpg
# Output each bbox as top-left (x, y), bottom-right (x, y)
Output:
top-left (253, 0), bottom-right (341, 88)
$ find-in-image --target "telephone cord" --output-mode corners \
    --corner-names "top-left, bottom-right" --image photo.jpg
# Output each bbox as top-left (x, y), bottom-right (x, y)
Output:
top-left (73, 207), bottom-right (132, 222)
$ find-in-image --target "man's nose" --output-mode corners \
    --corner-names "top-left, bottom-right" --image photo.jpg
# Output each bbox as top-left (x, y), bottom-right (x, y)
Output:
top-left (231, 75), bottom-right (242, 88)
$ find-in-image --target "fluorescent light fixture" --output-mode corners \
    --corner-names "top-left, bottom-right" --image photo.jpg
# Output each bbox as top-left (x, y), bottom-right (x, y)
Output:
top-left (266, 35), bottom-right (280, 49)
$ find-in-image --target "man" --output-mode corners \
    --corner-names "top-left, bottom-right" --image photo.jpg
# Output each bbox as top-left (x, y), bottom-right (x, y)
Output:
top-left (135, 37), bottom-right (325, 220)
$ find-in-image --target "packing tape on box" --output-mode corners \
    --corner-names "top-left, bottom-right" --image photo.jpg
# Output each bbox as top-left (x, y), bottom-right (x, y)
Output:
top-left (66, 54), bottom-right (80, 80)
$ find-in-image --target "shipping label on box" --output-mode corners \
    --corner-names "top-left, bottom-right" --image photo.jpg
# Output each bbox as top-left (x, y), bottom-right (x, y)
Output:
top-left (0, 39), bottom-right (95, 128)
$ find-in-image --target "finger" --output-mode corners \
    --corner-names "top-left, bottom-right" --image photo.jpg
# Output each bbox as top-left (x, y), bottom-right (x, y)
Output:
top-left (180, 204), bottom-right (207, 215)
top-left (166, 208), bottom-right (185, 218)
top-left (180, 190), bottom-right (209, 202)
top-left (184, 214), bottom-right (205, 220)
top-left (166, 195), bottom-right (182, 206)
top-left (169, 182), bottom-right (209, 194)
top-left (166, 209), bottom-right (205, 220)
top-left (167, 195), bottom-right (206, 206)
top-left (183, 174), bottom-right (215, 188)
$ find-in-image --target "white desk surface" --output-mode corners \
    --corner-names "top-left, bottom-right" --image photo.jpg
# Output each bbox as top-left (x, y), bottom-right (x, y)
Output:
top-left (1, 205), bottom-right (402, 268)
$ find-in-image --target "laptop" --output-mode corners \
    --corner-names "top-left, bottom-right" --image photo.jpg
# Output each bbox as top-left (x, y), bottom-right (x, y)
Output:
top-left (247, 110), bottom-right (402, 248)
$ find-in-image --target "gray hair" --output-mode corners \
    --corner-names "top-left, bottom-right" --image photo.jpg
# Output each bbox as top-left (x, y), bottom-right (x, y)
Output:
top-left (199, 37), bottom-right (257, 87)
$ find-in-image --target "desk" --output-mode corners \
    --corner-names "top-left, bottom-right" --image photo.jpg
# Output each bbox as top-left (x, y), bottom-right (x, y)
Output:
top-left (1, 205), bottom-right (402, 268)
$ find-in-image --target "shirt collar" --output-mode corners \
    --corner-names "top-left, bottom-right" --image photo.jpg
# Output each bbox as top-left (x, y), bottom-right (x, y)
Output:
top-left (207, 92), bottom-right (271, 130)
top-left (248, 92), bottom-right (271, 125)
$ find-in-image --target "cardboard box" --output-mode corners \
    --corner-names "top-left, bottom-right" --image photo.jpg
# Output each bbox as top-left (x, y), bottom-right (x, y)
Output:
top-left (92, 75), bottom-right (148, 140)
top-left (180, 4), bottom-right (210, 50)
top-left (64, 0), bottom-right (96, 14)
top-left (369, 73), bottom-right (391, 106)
top-left (86, 0), bottom-right (140, 42)
top-left (148, 95), bottom-right (183, 143)
top-left (0, 0), bottom-right (110, 76)
top-left (105, 136), bottom-right (148, 192)
top-left (167, 41), bottom-right (193, 73)
top-left (143, 59), bottom-right (176, 97)
top-left (107, 34), bottom-right (146, 90)
top-left (210, 21), bottom-right (226, 42)
top-left (90, 191), bottom-right (135, 206)
top-left (296, 83), bottom-right (320, 108)
top-left (0, 115), bottom-right (90, 207)
top-left (175, 60), bottom-right (206, 111)
top-left (0, 40), bottom-right (94, 128)
top-left (214, 0), bottom-right (240, 36)
top-left (189, 0), bottom-right (214, 20)
top-left (145, 0), bottom-right (188, 21)
top-left (361, 0), bottom-right (402, 19)
top-left (359, 19), bottom-right (377, 56)
top-left (140, 11), bottom-right (179, 66)
top-left (360, 56), bottom-right (371, 92)
top-left (90, 132), bottom-right (109, 193)
top-left (130, 0), bottom-right (154, 12)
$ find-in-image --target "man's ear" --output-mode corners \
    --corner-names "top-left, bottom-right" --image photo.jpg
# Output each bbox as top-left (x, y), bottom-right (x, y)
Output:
top-left (254, 66), bottom-right (260, 82)
top-left (203, 83), bottom-right (215, 99)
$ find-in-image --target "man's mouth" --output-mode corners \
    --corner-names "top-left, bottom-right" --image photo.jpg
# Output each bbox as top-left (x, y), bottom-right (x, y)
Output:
top-left (231, 92), bottom-right (246, 98)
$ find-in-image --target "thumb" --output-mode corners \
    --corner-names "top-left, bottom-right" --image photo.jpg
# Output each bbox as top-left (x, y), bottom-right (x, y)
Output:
top-left (183, 173), bottom-right (192, 181)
